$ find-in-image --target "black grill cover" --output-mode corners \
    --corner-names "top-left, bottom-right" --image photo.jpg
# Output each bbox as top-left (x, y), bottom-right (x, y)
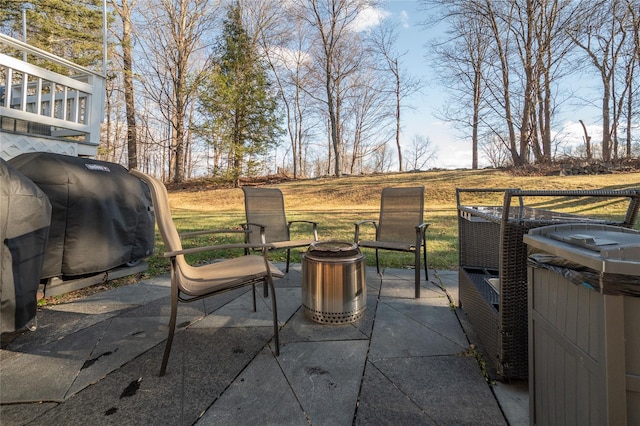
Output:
top-left (8, 153), bottom-right (154, 278)
top-left (1, 159), bottom-right (51, 333)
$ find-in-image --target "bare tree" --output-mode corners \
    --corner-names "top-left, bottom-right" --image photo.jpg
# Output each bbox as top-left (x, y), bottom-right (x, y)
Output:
top-left (568, 0), bottom-right (636, 162)
top-left (371, 140), bottom-right (393, 173)
top-left (426, 0), bottom-right (582, 167)
top-left (101, 71), bottom-right (126, 163)
top-left (482, 134), bottom-right (512, 168)
top-left (520, 0), bottom-right (578, 163)
top-left (481, 0), bottom-right (525, 166)
top-left (404, 134), bottom-right (437, 171)
top-left (136, 0), bottom-right (220, 182)
top-left (579, 119), bottom-right (593, 159)
top-left (254, 2), bottom-right (318, 178)
top-left (294, 0), bottom-right (374, 177)
top-left (369, 21), bottom-right (422, 172)
top-left (624, 2), bottom-right (640, 158)
top-left (424, 0), bottom-right (525, 166)
top-left (427, 2), bottom-right (491, 169)
top-left (345, 66), bottom-right (394, 174)
top-left (110, 0), bottom-right (138, 170)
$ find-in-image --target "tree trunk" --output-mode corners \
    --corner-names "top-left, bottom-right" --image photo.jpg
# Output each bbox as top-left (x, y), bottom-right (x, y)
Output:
top-left (519, 0), bottom-right (534, 165)
top-left (602, 78), bottom-right (612, 162)
top-left (485, 0), bottom-right (522, 167)
top-left (173, 107), bottom-right (184, 183)
top-left (122, 8), bottom-right (137, 170)
top-left (328, 82), bottom-right (341, 177)
top-left (626, 68), bottom-right (634, 158)
top-left (542, 66), bottom-right (552, 161)
top-left (579, 119), bottom-right (592, 159)
top-left (394, 59), bottom-right (402, 172)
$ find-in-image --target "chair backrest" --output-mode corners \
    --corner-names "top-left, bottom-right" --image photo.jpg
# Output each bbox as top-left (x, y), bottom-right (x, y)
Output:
top-left (242, 187), bottom-right (289, 244)
top-left (130, 169), bottom-right (183, 256)
top-left (377, 186), bottom-right (425, 243)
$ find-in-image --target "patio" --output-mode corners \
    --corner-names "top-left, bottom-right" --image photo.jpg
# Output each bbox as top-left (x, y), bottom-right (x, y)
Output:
top-left (0, 265), bottom-right (527, 425)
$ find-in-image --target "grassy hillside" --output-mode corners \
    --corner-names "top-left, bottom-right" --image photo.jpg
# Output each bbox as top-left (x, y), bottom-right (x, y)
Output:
top-left (144, 169), bottom-right (640, 278)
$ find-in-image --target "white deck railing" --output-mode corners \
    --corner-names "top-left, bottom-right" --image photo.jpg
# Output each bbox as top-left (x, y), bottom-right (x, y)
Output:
top-left (0, 33), bottom-right (105, 152)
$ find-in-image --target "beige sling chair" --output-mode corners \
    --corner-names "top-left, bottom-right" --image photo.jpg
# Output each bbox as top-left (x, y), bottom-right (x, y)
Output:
top-left (130, 170), bottom-right (283, 377)
top-left (242, 187), bottom-right (318, 274)
top-left (354, 186), bottom-right (429, 298)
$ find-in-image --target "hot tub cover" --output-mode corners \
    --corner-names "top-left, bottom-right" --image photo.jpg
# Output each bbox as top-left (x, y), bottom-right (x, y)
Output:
top-left (8, 153), bottom-right (154, 278)
top-left (0, 158), bottom-right (51, 333)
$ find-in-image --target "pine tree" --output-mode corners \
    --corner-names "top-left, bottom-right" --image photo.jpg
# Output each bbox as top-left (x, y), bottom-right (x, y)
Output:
top-left (1, 0), bottom-right (105, 72)
top-left (197, 1), bottom-right (282, 187)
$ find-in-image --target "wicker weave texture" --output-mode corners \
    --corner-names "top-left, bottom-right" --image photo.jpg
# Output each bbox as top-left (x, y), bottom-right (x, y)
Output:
top-left (456, 188), bottom-right (640, 380)
top-left (458, 217), bottom-right (500, 270)
top-left (459, 269), bottom-right (500, 367)
top-left (498, 221), bottom-right (540, 378)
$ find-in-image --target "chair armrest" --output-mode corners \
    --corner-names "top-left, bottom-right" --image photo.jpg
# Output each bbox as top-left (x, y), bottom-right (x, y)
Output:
top-left (287, 220), bottom-right (319, 241)
top-left (165, 243), bottom-right (275, 258)
top-left (287, 220), bottom-right (318, 225)
top-left (354, 220), bottom-right (377, 243)
top-left (416, 222), bottom-right (430, 233)
top-left (355, 220), bottom-right (378, 226)
top-left (415, 222), bottom-right (430, 245)
top-left (241, 222), bottom-right (267, 230)
top-left (240, 222), bottom-right (267, 244)
top-left (180, 228), bottom-right (249, 238)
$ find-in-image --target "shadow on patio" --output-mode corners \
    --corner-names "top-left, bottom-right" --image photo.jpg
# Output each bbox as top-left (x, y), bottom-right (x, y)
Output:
top-left (1, 265), bottom-right (527, 425)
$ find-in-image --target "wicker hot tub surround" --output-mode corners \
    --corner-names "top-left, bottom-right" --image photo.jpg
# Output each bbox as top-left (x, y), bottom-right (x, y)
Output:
top-left (456, 188), bottom-right (640, 379)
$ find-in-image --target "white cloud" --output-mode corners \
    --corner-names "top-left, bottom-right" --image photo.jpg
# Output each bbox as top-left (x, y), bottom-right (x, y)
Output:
top-left (400, 10), bottom-right (409, 28)
top-left (350, 6), bottom-right (391, 32)
top-left (267, 46), bottom-right (312, 70)
top-left (554, 120), bottom-right (600, 150)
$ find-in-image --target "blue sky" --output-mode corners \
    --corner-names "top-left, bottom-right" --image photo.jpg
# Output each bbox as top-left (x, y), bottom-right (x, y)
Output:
top-left (381, 0), bottom-right (472, 168)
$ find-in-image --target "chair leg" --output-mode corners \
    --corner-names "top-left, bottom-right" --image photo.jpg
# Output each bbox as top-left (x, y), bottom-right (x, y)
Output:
top-left (423, 240), bottom-right (429, 281)
top-left (160, 273), bottom-right (179, 377)
top-left (375, 249), bottom-right (381, 275)
top-left (285, 249), bottom-right (291, 273)
top-left (415, 248), bottom-right (421, 298)
top-left (266, 277), bottom-right (280, 356)
top-left (251, 284), bottom-right (256, 312)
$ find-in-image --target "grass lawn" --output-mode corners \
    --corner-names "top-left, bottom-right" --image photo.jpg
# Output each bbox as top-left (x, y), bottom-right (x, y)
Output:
top-left (141, 168), bottom-right (640, 279)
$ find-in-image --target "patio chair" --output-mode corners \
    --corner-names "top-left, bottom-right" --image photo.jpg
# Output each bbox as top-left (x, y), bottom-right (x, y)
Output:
top-left (242, 187), bottom-right (318, 274)
top-left (354, 186), bottom-right (429, 298)
top-left (130, 170), bottom-right (283, 377)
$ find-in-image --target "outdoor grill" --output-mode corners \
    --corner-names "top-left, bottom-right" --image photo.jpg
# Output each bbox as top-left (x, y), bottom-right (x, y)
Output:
top-left (301, 241), bottom-right (366, 324)
top-left (8, 152), bottom-right (155, 280)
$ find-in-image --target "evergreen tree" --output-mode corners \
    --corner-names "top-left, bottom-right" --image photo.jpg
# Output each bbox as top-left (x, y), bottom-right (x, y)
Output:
top-left (1, 0), bottom-right (105, 72)
top-left (198, 1), bottom-right (282, 187)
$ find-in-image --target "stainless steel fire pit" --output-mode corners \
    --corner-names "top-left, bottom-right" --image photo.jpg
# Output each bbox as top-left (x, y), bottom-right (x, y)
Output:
top-left (301, 241), bottom-right (366, 324)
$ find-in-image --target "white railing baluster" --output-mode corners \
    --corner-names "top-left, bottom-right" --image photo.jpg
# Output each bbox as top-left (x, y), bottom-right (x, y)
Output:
top-left (72, 89), bottom-right (79, 123)
top-left (49, 82), bottom-right (56, 118)
top-left (20, 72), bottom-right (28, 112)
top-left (62, 86), bottom-right (68, 121)
top-left (35, 77), bottom-right (42, 115)
top-left (0, 33), bottom-right (105, 157)
top-left (5, 68), bottom-right (13, 108)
